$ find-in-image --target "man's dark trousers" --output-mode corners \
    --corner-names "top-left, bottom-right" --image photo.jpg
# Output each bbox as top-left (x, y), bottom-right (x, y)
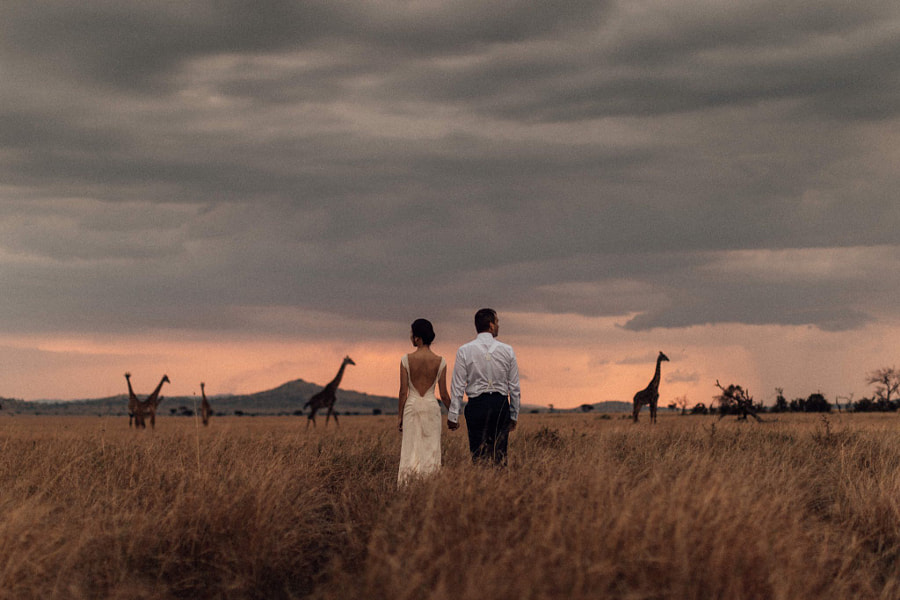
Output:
top-left (464, 392), bottom-right (511, 466)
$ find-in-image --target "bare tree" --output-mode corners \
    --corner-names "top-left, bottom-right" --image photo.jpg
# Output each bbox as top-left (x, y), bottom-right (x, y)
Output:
top-left (714, 380), bottom-right (763, 422)
top-left (674, 394), bottom-right (690, 415)
top-left (866, 367), bottom-right (900, 408)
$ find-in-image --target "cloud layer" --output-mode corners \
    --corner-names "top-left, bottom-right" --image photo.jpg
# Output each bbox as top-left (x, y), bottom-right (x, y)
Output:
top-left (1, 1), bottom-right (899, 400)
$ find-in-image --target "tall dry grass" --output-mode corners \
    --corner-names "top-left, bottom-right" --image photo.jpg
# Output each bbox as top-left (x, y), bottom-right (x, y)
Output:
top-left (2, 413), bottom-right (900, 599)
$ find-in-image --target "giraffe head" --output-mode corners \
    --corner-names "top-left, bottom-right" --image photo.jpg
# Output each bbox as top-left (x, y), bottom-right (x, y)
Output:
top-left (343, 356), bottom-right (356, 366)
top-left (162, 374), bottom-right (171, 383)
top-left (658, 351), bottom-right (670, 362)
top-left (125, 372), bottom-right (131, 379)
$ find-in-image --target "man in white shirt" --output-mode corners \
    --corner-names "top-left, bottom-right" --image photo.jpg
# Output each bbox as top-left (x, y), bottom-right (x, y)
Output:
top-left (448, 308), bottom-right (521, 466)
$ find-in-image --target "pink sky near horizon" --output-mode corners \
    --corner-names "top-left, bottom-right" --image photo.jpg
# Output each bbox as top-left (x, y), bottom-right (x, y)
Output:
top-left (2, 311), bottom-right (895, 409)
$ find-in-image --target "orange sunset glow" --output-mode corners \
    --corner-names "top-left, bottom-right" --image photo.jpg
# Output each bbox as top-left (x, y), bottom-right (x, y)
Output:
top-left (2, 310), bottom-right (897, 410)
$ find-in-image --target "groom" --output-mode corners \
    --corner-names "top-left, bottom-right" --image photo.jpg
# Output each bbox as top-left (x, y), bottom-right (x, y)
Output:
top-left (448, 308), bottom-right (521, 466)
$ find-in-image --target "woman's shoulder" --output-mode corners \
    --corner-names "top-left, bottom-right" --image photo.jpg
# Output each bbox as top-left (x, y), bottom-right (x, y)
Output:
top-left (424, 350), bottom-right (444, 363)
top-left (406, 351), bottom-right (443, 366)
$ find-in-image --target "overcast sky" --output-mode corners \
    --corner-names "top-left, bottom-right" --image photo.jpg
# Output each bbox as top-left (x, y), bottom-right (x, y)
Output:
top-left (1, 1), bottom-right (898, 406)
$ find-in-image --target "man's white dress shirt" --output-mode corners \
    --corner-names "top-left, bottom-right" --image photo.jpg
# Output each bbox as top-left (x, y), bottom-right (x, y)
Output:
top-left (449, 332), bottom-right (521, 424)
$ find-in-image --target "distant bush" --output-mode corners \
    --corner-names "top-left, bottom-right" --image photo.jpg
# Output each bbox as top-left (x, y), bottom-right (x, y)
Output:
top-left (804, 393), bottom-right (831, 413)
top-left (851, 397), bottom-right (898, 412)
top-left (771, 390), bottom-right (789, 413)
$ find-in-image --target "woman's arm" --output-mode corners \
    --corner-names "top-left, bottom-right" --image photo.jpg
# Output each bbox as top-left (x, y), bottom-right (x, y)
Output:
top-left (398, 363), bottom-right (409, 432)
top-left (438, 363), bottom-right (451, 410)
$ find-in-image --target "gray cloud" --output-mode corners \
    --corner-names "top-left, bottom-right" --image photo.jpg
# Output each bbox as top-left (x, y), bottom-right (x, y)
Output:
top-left (666, 369), bottom-right (701, 384)
top-left (1, 0), bottom-right (899, 341)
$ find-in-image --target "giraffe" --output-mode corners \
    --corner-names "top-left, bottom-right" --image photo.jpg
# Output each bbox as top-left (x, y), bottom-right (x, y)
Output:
top-left (127, 374), bottom-right (170, 429)
top-left (125, 372), bottom-right (141, 428)
top-left (303, 356), bottom-right (355, 428)
top-left (632, 351), bottom-right (670, 424)
top-left (200, 382), bottom-right (212, 426)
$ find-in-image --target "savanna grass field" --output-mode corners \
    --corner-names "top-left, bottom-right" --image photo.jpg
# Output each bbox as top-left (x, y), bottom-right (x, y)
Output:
top-left (3, 412), bottom-right (900, 599)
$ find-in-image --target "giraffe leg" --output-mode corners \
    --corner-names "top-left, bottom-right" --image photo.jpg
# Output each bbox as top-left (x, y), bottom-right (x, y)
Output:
top-left (650, 400), bottom-right (657, 424)
top-left (632, 402), bottom-right (640, 423)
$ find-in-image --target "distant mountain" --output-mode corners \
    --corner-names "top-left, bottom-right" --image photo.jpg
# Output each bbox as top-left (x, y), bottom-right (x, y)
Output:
top-left (214, 379), bottom-right (395, 416)
top-left (0, 379), bottom-right (396, 417)
top-left (0, 385), bottom-right (633, 417)
top-left (588, 401), bottom-right (634, 413)
top-left (536, 401), bottom-right (634, 414)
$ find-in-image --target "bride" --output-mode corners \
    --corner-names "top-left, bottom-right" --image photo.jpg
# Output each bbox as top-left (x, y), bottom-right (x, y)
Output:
top-left (398, 318), bottom-right (450, 485)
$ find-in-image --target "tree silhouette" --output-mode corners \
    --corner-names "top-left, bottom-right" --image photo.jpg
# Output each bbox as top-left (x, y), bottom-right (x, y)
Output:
top-left (866, 367), bottom-right (900, 409)
top-left (804, 393), bottom-right (831, 413)
top-left (771, 388), bottom-right (788, 413)
top-left (714, 381), bottom-right (763, 422)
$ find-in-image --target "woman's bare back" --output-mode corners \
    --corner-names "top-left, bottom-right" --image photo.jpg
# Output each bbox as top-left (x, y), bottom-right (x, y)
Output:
top-left (406, 351), bottom-right (444, 397)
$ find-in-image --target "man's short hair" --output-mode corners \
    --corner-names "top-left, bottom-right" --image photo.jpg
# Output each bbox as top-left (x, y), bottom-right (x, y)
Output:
top-left (474, 308), bottom-right (497, 333)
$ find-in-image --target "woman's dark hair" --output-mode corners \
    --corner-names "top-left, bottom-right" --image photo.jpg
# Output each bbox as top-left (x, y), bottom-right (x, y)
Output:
top-left (474, 308), bottom-right (497, 333)
top-left (411, 318), bottom-right (436, 345)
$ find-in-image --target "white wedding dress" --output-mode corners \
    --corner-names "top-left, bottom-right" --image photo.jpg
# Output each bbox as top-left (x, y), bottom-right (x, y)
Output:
top-left (398, 354), bottom-right (445, 485)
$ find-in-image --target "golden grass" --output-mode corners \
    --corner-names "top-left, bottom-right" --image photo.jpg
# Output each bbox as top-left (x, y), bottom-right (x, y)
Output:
top-left (2, 413), bottom-right (900, 599)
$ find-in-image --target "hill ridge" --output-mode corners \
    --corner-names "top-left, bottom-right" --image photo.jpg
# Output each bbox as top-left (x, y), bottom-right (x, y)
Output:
top-left (0, 380), bottom-right (631, 416)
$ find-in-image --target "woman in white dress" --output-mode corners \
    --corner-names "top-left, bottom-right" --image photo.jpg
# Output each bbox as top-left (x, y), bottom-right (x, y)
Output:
top-left (398, 319), bottom-right (451, 485)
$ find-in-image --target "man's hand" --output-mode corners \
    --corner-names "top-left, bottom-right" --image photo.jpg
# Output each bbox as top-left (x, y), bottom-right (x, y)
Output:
top-left (507, 420), bottom-right (517, 432)
top-left (447, 418), bottom-right (459, 431)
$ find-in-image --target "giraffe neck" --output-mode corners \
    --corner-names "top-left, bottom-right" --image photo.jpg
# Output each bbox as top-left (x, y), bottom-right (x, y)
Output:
top-left (125, 376), bottom-right (136, 400)
top-left (327, 363), bottom-right (348, 390)
top-left (147, 376), bottom-right (168, 403)
top-left (650, 358), bottom-right (662, 390)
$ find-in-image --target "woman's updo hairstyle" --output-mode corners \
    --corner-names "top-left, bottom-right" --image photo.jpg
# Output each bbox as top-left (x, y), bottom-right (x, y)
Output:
top-left (411, 318), bottom-right (436, 345)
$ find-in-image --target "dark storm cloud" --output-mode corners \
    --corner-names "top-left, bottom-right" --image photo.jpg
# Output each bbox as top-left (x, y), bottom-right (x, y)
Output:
top-left (1, 0), bottom-right (898, 337)
top-left (0, 1), bottom-right (610, 91)
top-left (365, 1), bottom-right (900, 121)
